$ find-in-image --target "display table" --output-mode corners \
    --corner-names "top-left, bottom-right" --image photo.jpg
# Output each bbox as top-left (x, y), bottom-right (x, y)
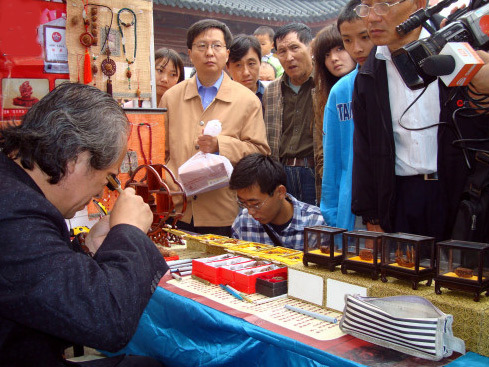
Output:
top-left (289, 262), bottom-right (489, 355)
top-left (107, 239), bottom-right (489, 365)
top-left (109, 273), bottom-right (466, 366)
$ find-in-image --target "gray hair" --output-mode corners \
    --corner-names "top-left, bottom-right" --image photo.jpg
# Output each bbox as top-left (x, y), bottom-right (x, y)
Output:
top-left (0, 83), bottom-right (129, 184)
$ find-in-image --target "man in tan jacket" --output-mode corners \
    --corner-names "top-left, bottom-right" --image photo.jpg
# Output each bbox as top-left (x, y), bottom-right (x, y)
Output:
top-left (160, 19), bottom-right (270, 236)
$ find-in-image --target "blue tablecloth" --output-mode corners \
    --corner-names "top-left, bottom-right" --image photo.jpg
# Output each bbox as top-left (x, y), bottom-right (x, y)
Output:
top-left (112, 286), bottom-right (365, 367)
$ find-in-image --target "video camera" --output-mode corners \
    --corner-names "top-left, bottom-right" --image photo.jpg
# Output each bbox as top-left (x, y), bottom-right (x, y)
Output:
top-left (391, 0), bottom-right (489, 90)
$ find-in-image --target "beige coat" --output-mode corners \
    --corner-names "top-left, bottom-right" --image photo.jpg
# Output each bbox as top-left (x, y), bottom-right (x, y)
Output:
top-left (160, 73), bottom-right (270, 227)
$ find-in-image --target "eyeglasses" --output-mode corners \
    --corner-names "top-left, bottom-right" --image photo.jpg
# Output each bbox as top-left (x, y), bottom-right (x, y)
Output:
top-left (192, 42), bottom-right (225, 52)
top-left (354, 0), bottom-right (407, 17)
top-left (236, 196), bottom-right (271, 211)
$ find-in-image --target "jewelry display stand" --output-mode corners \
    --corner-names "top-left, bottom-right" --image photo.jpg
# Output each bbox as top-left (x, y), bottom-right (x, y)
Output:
top-left (66, 0), bottom-right (153, 104)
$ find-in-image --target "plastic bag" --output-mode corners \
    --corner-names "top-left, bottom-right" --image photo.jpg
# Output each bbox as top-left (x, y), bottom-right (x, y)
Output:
top-left (178, 152), bottom-right (233, 196)
top-left (178, 120), bottom-right (233, 195)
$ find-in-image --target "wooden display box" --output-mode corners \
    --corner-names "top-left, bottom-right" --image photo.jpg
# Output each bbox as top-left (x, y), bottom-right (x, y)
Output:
top-left (255, 274), bottom-right (288, 297)
top-left (341, 230), bottom-right (384, 280)
top-left (435, 240), bottom-right (489, 302)
top-left (303, 226), bottom-right (346, 271)
top-left (381, 233), bottom-right (435, 290)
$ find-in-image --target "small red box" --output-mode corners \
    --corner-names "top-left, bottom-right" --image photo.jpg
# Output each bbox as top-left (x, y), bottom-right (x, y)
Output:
top-left (234, 265), bottom-right (287, 294)
top-left (220, 260), bottom-right (269, 288)
top-left (192, 255), bottom-right (250, 284)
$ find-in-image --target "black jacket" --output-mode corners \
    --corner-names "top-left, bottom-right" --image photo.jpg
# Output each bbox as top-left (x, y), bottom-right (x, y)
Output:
top-left (0, 152), bottom-right (169, 366)
top-left (351, 46), bottom-right (489, 238)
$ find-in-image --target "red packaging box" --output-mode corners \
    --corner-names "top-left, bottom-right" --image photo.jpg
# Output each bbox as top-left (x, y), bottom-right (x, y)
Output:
top-left (234, 265), bottom-right (288, 294)
top-left (192, 255), bottom-right (250, 284)
top-left (220, 260), bottom-right (270, 287)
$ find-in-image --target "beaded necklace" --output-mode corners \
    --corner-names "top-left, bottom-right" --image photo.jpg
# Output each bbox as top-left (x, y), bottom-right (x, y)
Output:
top-left (117, 8), bottom-right (137, 89)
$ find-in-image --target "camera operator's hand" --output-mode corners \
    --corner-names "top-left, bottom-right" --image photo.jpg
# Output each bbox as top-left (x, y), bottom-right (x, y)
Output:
top-left (440, 4), bottom-right (466, 28)
top-left (110, 187), bottom-right (153, 234)
top-left (470, 50), bottom-right (489, 95)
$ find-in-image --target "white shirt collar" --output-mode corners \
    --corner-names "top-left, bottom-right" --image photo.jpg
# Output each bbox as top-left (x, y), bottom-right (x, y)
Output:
top-left (375, 26), bottom-right (432, 61)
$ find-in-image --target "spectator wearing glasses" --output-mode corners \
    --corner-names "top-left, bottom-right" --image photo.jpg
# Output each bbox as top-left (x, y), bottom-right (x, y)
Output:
top-left (229, 153), bottom-right (325, 250)
top-left (160, 19), bottom-right (270, 237)
top-left (351, 0), bottom-right (489, 241)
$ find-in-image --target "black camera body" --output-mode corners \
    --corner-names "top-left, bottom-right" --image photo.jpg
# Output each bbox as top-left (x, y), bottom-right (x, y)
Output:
top-left (392, 0), bottom-right (489, 90)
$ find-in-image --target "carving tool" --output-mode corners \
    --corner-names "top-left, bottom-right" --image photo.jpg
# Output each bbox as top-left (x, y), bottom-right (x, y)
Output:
top-left (219, 284), bottom-right (244, 301)
top-left (92, 199), bottom-right (108, 216)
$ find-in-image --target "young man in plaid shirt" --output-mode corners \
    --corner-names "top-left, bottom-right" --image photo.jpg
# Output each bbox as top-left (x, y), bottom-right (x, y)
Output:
top-left (230, 154), bottom-right (325, 250)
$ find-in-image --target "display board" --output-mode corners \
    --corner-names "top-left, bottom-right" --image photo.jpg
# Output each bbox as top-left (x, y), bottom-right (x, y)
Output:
top-left (0, 1), bottom-right (69, 119)
top-left (65, 0), bottom-right (153, 104)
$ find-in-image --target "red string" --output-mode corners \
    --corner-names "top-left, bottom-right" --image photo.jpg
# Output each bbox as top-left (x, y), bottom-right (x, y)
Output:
top-left (137, 123), bottom-right (152, 165)
top-left (77, 54), bottom-right (80, 82)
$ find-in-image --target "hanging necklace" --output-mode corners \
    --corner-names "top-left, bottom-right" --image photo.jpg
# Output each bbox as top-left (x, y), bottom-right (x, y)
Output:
top-left (88, 3), bottom-right (115, 95)
top-left (117, 8), bottom-right (137, 89)
top-left (137, 123), bottom-right (153, 165)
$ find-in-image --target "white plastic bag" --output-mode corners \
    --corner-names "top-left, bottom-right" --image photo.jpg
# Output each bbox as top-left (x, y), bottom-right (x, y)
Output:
top-left (178, 152), bottom-right (233, 196)
top-left (178, 120), bottom-right (232, 196)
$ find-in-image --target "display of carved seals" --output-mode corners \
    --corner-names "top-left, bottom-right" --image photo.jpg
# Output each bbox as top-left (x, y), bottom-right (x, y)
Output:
top-left (320, 246), bottom-right (331, 255)
top-left (455, 267), bottom-right (474, 278)
top-left (359, 249), bottom-right (373, 261)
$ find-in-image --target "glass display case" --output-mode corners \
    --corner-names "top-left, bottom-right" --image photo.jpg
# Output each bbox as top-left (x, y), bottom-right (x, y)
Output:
top-left (341, 230), bottom-right (384, 280)
top-left (381, 233), bottom-right (435, 290)
top-left (435, 240), bottom-right (489, 302)
top-left (303, 226), bottom-right (346, 271)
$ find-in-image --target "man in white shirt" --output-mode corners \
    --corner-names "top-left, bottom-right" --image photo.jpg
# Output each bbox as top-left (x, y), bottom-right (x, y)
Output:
top-left (351, 0), bottom-right (489, 241)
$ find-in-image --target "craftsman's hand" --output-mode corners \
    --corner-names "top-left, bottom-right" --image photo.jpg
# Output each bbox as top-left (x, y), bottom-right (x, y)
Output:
top-left (84, 215), bottom-right (110, 254)
top-left (110, 187), bottom-right (153, 233)
top-left (197, 134), bottom-right (219, 154)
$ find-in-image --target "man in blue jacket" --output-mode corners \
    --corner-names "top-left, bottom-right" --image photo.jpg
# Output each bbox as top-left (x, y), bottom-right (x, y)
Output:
top-left (321, 0), bottom-right (374, 231)
top-left (0, 83), bottom-right (167, 366)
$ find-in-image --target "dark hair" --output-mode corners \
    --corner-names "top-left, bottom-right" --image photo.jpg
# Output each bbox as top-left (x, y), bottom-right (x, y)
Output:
top-left (0, 83), bottom-right (129, 184)
top-left (337, 0), bottom-right (362, 31)
top-left (228, 34), bottom-right (262, 64)
top-left (155, 47), bottom-right (185, 83)
top-left (253, 26), bottom-right (274, 42)
top-left (186, 19), bottom-right (233, 49)
top-left (273, 23), bottom-right (313, 50)
top-left (229, 154), bottom-right (286, 196)
top-left (312, 24), bottom-right (345, 118)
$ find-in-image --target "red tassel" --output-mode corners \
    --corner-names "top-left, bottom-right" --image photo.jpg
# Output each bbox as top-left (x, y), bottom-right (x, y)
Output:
top-left (84, 49), bottom-right (92, 84)
top-left (106, 79), bottom-right (112, 96)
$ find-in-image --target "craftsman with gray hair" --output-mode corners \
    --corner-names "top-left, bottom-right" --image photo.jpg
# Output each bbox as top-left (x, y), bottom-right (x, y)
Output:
top-left (0, 83), bottom-right (167, 367)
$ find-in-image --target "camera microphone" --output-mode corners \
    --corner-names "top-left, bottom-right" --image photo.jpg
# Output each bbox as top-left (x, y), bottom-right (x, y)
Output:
top-left (396, 0), bottom-right (458, 35)
top-left (422, 55), bottom-right (456, 76)
top-left (424, 42), bottom-right (484, 87)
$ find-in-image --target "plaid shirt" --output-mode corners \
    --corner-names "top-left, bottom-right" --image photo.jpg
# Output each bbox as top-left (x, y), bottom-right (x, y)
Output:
top-left (231, 194), bottom-right (326, 250)
top-left (262, 74), bottom-right (323, 199)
